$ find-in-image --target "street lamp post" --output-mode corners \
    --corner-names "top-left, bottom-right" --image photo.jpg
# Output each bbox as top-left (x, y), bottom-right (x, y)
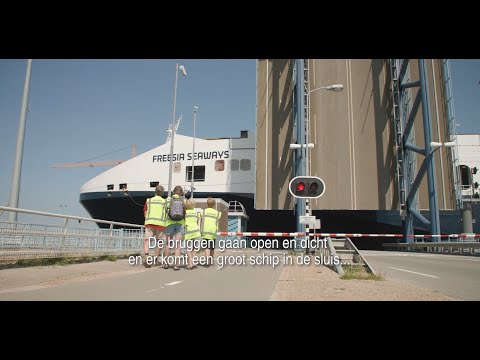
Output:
top-left (293, 59), bottom-right (343, 248)
top-left (191, 106), bottom-right (198, 199)
top-left (167, 63), bottom-right (187, 197)
top-left (292, 66), bottom-right (344, 250)
top-left (430, 141), bottom-right (473, 238)
top-left (301, 81), bottom-right (344, 253)
top-left (405, 140), bottom-right (456, 241)
top-left (8, 59), bottom-right (32, 224)
top-left (305, 84), bottom-right (344, 178)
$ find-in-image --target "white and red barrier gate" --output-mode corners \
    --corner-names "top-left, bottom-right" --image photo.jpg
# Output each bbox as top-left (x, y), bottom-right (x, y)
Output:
top-left (216, 232), bottom-right (480, 239)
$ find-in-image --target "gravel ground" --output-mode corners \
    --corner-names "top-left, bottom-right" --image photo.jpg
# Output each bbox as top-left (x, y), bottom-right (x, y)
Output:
top-left (270, 259), bottom-right (459, 301)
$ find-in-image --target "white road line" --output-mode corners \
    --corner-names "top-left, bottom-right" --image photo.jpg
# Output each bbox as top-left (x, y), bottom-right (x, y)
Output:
top-left (165, 281), bottom-right (183, 286)
top-left (388, 267), bottom-right (439, 278)
top-left (145, 288), bottom-right (158, 293)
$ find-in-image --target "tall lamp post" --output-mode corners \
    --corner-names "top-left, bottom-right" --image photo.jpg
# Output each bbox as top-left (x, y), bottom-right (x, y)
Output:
top-left (305, 84), bottom-right (343, 178)
top-left (8, 59), bottom-right (32, 224)
top-left (167, 63), bottom-right (187, 197)
top-left (293, 66), bottom-right (344, 244)
top-left (191, 106), bottom-right (198, 199)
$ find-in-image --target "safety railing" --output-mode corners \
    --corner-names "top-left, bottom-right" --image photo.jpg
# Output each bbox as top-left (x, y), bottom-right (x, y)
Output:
top-left (0, 206), bottom-right (144, 261)
top-left (216, 231), bottom-right (480, 256)
top-left (382, 241), bottom-right (480, 255)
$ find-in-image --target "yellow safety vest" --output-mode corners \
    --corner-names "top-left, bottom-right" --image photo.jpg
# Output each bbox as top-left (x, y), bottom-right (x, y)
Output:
top-left (200, 208), bottom-right (221, 239)
top-left (184, 209), bottom-right (201, 240)
top-left (144, 195), bottom-right (166, 226)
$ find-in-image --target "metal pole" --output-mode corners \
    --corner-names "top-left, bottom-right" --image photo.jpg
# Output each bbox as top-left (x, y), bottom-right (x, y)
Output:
top-left (418, 59), bottom-right (440, 237)
top-left (462, 201), bottom-right (473, 234)
top-left (168, 63), bottom-right (179, 197)
top-left (8, 59), bottom-right (32, 224)
top-left (191, 106), bottom-right (198, 199)
top-left (295, 59), bottom-right (306, 247)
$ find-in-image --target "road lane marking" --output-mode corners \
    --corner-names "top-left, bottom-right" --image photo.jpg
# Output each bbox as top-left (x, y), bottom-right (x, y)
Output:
top-left (165, 281), bottom-right (183, 286)
top-left (146, 288), bottom-right (158, 293)
top-left (388, 267), bottom-right (439, 278)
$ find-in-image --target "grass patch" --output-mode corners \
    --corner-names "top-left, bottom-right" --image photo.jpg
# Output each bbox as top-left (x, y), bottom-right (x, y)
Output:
top-left (0, 254), bottom-right (135, 270)
top-left (340, 265), bottom-right (384, 281)
top-left (98, 255), bottom-right (117, 262)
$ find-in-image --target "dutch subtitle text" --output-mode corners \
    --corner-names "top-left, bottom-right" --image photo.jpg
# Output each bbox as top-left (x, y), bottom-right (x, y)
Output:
top-left (128, 236), bottom-right (341, 269)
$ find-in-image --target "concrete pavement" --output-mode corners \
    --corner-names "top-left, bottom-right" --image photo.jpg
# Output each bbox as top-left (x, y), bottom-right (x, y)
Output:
top-left (0, 250), bottom-right (462, 301)
top-left (0, 250), bottom-right (284, 300)
top-left (361, 250), bottom-right (480, 300)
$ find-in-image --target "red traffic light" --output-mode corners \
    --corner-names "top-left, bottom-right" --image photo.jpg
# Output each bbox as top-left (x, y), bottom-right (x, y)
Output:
top-left (296, 182), bottom-right (305, 192)
top-left (289, 176), bottom-right (325, 199)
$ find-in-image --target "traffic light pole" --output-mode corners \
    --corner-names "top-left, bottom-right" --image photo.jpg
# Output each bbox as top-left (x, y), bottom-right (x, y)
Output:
top-left (294, 59), bottom-right (306, 250)
top-left (462, 202), bottom-right (473, 234)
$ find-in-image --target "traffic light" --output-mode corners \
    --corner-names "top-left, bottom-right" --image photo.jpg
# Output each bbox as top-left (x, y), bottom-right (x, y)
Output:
top-left (289, 176), bottom-right (325, 198)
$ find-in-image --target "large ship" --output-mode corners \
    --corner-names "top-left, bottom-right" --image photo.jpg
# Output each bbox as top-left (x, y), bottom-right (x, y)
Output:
top-left (79, 128), bottom-right (255, 227)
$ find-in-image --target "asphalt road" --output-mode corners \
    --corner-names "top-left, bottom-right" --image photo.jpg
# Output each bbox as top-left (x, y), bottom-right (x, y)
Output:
top-left (0, 251), bottom-right (285, 301)
top-left (361, 250), bottom-right (480, 300)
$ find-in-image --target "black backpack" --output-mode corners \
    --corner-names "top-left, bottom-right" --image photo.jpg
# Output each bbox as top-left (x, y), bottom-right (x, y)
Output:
top-left (168, 196), bottom-right (185, 221)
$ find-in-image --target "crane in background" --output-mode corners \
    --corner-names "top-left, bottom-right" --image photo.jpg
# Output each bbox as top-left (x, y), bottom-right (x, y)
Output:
top-left (50, 144), bottom-right (137, 168)
top-left (51, 115), bottom-right (182, 169)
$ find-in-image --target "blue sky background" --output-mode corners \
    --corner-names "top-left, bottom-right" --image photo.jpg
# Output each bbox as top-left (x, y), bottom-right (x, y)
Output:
top-left (0, 59), bottom-right (478, 223)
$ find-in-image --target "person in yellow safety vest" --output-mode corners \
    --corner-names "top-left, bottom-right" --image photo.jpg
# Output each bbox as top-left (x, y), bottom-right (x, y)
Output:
top-left (143, 185), bottom-right (166, 268)
top-left (200, 197), bottom-right (221, 267)
top-left (163, 185), bottom-right (186, 271)
top-left (184, 199), bottom-right (201, 270)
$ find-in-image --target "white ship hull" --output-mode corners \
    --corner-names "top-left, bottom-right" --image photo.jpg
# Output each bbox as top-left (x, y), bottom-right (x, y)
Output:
top-left (80, 131), bottom-right (255, 227)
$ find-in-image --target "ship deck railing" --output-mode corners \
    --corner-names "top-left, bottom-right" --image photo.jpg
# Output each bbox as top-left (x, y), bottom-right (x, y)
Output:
top-left (0, 206), bottom-right (144, 261)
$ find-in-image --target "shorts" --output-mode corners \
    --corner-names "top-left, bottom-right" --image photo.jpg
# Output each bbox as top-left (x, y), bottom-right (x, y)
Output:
top-left (204, 238), bottom-right (216, 250)
top-left (166, 223), bottom-right (185, 236)
top-left (145, 226), bottom-right (164, 239)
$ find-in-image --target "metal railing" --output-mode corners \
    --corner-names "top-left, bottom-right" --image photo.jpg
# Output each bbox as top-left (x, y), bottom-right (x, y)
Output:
top-left (0, 206), bottom-right (144, 261)
top-left (344, 237), bottom-right (376, 274)
top-left (383, 238), bottom-right (480, 255)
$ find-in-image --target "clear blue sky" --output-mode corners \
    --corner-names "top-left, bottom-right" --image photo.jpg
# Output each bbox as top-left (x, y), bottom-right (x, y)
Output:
top-left (0, 59), bottom-right (257, 221)
top-left (0, 59), bottom-right (479, 222)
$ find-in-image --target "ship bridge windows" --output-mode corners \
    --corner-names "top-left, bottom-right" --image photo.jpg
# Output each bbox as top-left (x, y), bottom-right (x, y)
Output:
top-left (231, 159), bottom-right (251, 171)
top-left (119, 183), bottom-right (127, 190)
top-left (107, 184), bottom-right (114, 191)
top-left (240, 159), bottom-right (251, 171)
top-left (150, 181), bottom-right (159, 188)
top-left (186, 165), bottom-right (205, 182)
top-left (231, 159), bottom-right (239, 171)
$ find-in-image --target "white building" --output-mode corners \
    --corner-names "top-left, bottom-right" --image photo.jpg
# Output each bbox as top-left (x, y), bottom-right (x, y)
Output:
top-left (457, 134), bottom-right (480, 201)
